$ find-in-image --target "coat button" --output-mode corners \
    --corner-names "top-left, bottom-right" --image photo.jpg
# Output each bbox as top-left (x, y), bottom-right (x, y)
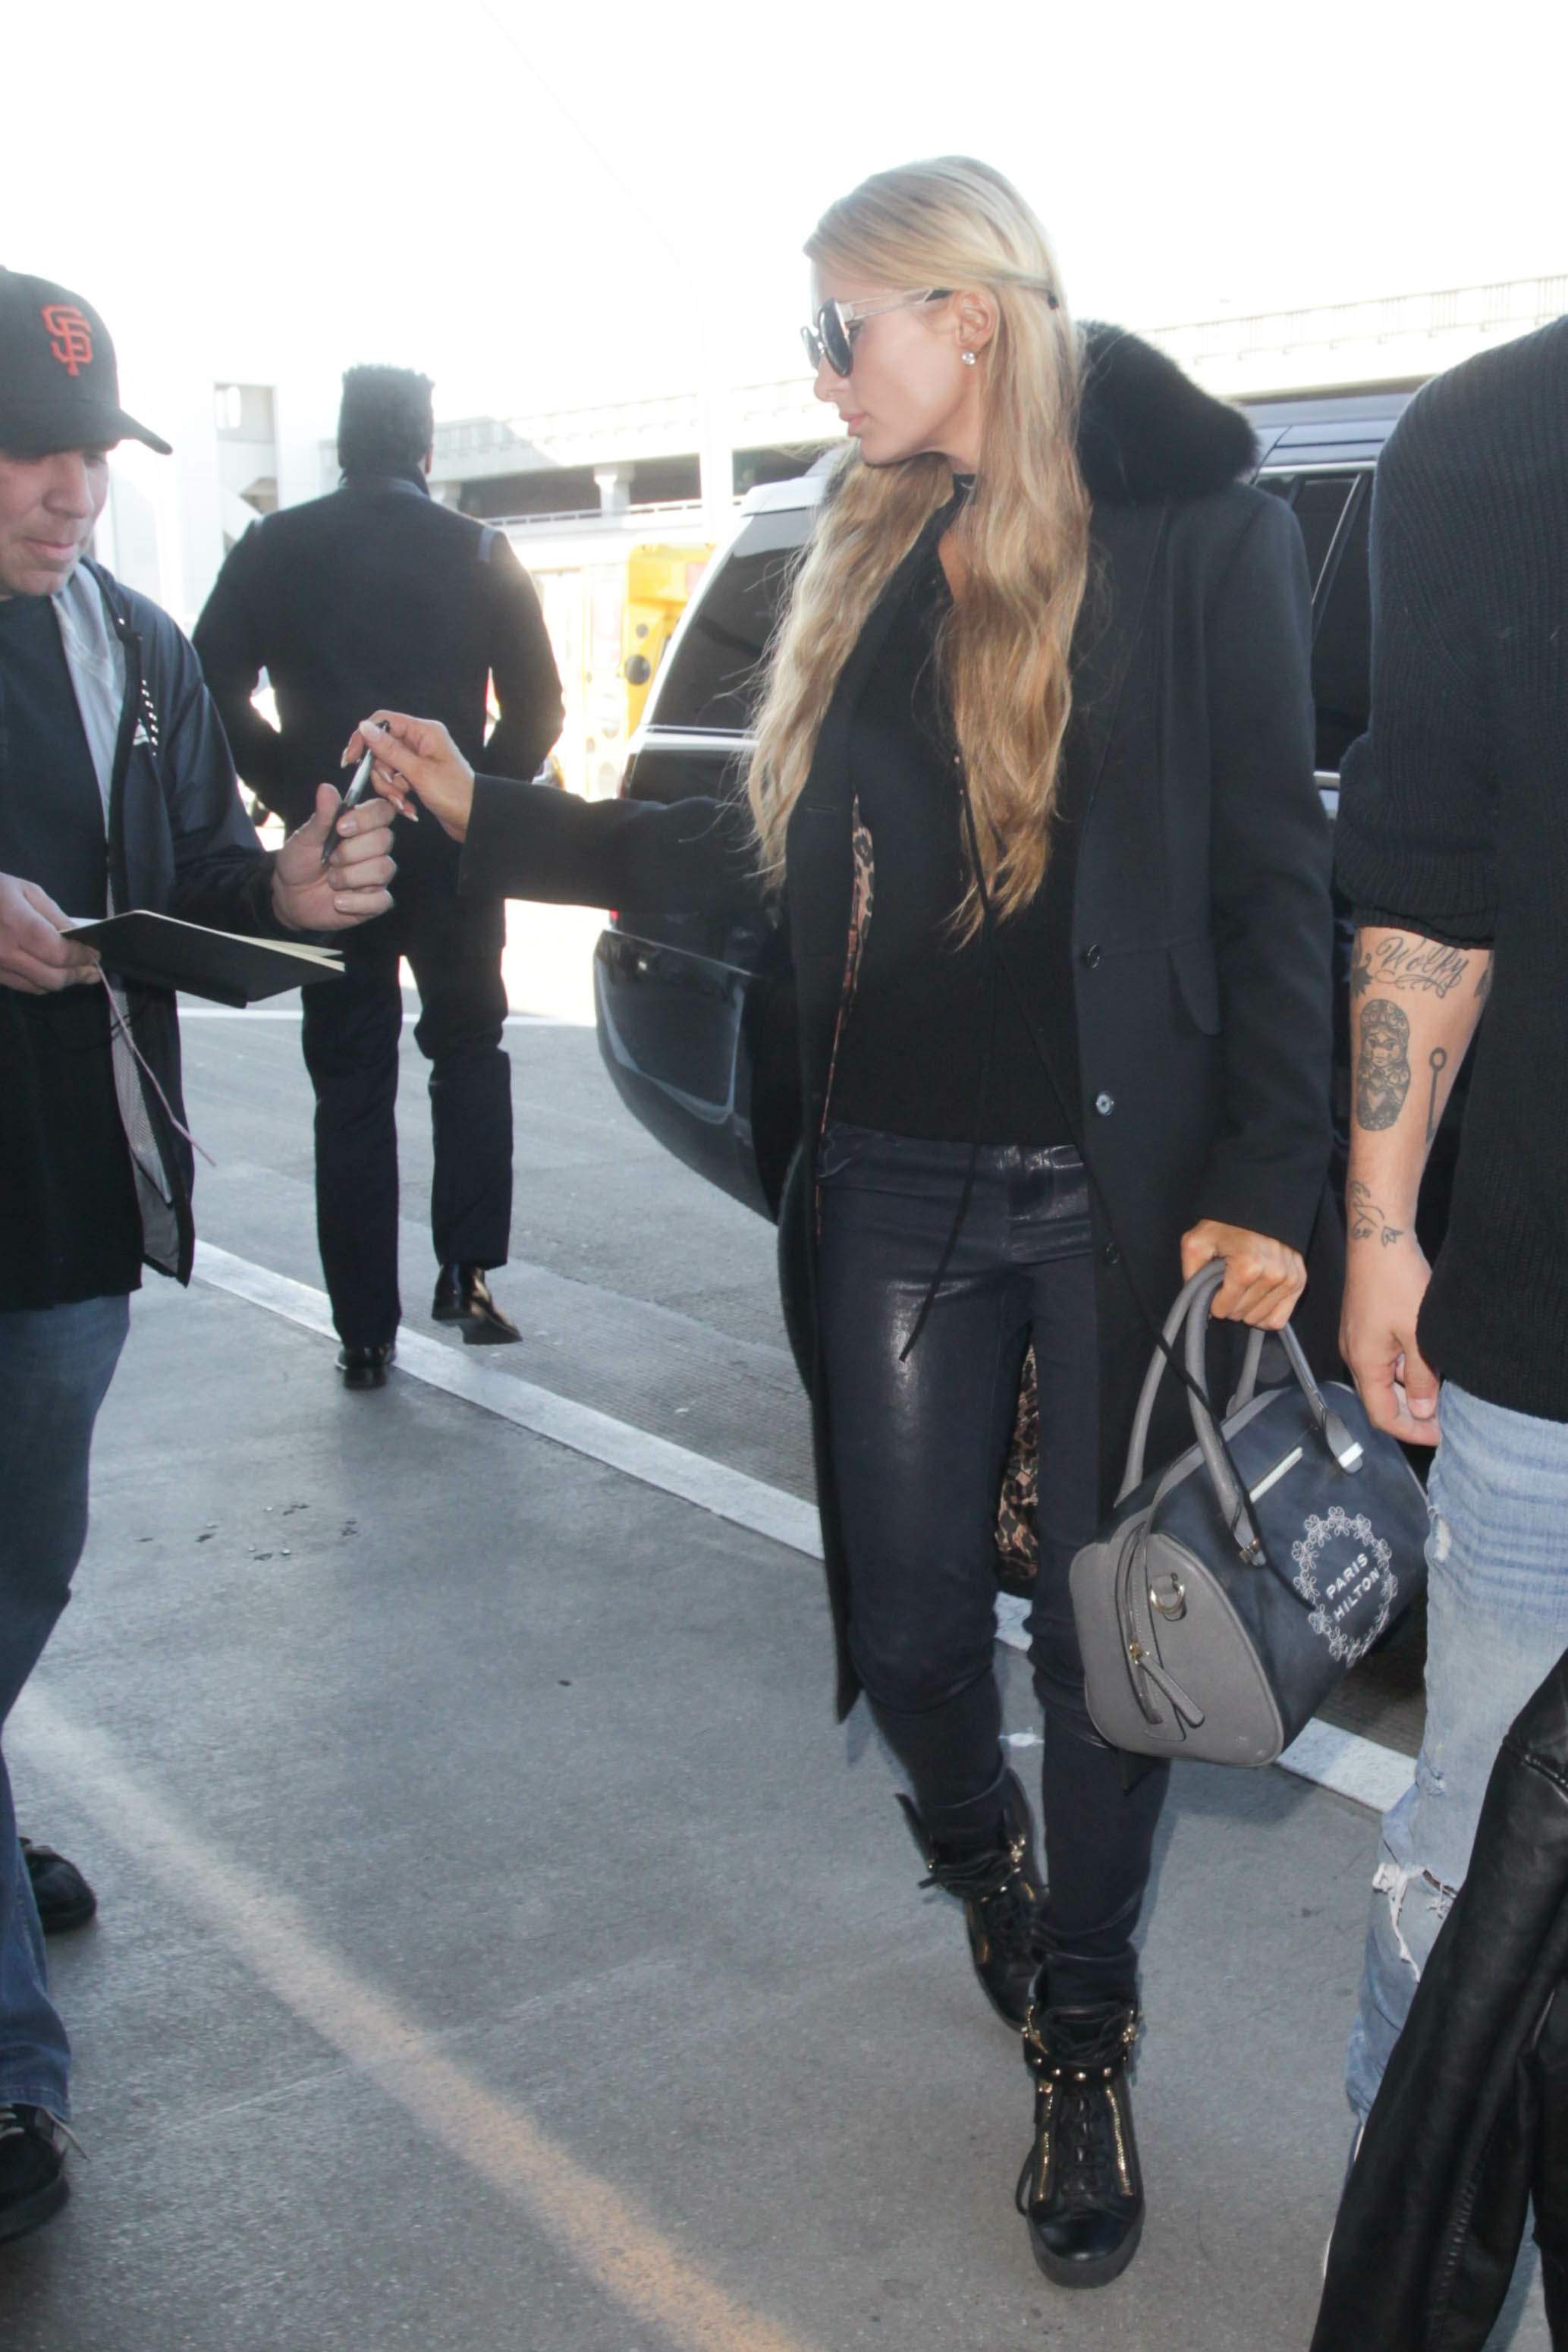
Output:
top-left (1103, 1242), bottom-right (1122, 1266)
top-left (1095, 1092), bottom-right (1115, 1116)
top-left (1080, 943), bottom-right (1102, 969)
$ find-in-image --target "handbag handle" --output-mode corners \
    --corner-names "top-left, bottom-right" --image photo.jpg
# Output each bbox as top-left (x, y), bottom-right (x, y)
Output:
top-left (1117, 1262), bottom-right (1367, 1558)
top-left (1119, 1264), bottom-right (1255, 1503)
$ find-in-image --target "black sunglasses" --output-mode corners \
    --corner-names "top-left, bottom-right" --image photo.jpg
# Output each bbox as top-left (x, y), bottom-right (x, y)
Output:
top-left (801, 288), bottom-right (951, 378)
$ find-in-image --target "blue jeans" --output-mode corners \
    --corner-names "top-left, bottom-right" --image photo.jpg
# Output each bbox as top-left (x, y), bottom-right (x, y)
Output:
top-left (1347, 1381), bottom-right (1568, 2120)
top-left (0, 1294), bottom-right (129, 2118)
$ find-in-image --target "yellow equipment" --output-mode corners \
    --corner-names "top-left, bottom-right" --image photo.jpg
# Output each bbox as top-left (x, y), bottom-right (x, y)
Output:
top-left (519, 539), bottom-right (714, 799)
top-left (621, 543), bottom-right (712, 733)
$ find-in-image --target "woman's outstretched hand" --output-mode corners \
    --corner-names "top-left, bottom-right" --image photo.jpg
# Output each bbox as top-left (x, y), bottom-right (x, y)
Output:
top-left (1180, 1219), bottom-right (1306, 1331)
top-left (344, 712), bottom-right (476, 842)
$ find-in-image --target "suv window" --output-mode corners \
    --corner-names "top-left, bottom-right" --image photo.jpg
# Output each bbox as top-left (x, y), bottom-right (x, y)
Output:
top-left (1261, 471), bottom-right (1373, 774)
top-left (649, 510), bottom-right (806, 732)
top-left (655, 469), bottom-right (1378, 778)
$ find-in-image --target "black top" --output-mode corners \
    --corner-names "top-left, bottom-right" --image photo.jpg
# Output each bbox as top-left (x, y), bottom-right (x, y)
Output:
top-left (192, 471), bottom-right (565, 911)
top-left (1334, 315), bottom-right (1568, 1422)
top-left (828, 525), bottom-right (1078, 1145)
top-left (0, 589), bottom-right (143, 1307)
top-left (0, 590), bottom-right (108, 915)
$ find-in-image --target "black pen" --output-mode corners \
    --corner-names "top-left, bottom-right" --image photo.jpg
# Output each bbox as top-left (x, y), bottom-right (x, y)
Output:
top-left (320, 745), bottom-right (378, 869)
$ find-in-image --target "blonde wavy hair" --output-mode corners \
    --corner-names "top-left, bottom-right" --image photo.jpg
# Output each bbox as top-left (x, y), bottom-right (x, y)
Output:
top-left (748, 156), bottom-right (1091, 935)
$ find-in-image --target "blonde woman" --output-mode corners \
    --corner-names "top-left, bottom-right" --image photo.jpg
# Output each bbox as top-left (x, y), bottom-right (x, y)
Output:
top-left (350, 159), bottom-right (1334, 2289)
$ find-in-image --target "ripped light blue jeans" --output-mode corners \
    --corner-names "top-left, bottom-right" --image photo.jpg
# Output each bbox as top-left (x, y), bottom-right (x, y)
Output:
top-left (1347, 1381), bottom-right (1568, 2121)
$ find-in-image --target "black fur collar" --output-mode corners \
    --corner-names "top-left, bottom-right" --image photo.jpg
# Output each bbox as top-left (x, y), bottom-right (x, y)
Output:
top-left (1076, 322), bottom-right (1256, 505)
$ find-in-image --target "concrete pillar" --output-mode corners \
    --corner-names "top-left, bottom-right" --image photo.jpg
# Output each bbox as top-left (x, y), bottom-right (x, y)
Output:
top-left (594, 466), bottom-right (630, 516)
top-left (697, 385), bottom-right (734, 536)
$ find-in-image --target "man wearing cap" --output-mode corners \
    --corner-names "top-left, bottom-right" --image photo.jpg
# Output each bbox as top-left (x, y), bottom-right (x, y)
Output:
top-left (0, 269), bottom-right (397, 2242)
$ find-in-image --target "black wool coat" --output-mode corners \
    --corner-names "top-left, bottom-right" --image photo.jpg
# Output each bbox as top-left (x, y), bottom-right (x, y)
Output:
top-left (460, 326), bottom-right (1337, 1718)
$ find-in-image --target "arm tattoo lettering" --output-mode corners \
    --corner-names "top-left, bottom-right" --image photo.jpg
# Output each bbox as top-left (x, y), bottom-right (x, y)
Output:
top-left (1349, 1179), bottom-right (1404, 1247)
top-left (1365, 936), bottom-right (1470, 998)
top-left (1356, 998), bottom-right (1412, 1131)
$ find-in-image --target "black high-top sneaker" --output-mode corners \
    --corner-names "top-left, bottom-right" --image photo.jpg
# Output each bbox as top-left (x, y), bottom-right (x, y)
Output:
top-left (1017, 1998), bottom-right (1143, 2288)
top-left (897, 1769), bottom-right (1044, 2030)
top-left (0, 2104), bottom-right (73, 2243)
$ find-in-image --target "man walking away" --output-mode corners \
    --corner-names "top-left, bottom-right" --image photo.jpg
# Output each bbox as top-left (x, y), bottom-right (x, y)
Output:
top-left (195, 366), bottom-right (564, 1388)
top-left (0, 269), bottom-right (395, 2240)
top-left (1335, 313), bottom-right (1568, 2127)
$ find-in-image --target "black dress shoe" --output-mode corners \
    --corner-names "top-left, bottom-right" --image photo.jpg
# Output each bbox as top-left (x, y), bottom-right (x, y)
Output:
top-left (1017, 1998), bottom-right (1144, 2288)
top-left (432, 1264), bottom-right (520, 1344)
top-left (20, 1838), bottom-right (96, 1935)
top-left (897, 1769), bottom-right (1045, 2030)
top-left (338, 1341), bottom-right (395, 1390)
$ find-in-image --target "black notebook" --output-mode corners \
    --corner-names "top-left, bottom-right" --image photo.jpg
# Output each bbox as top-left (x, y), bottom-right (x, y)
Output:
top-left (62, 911), bottom-right (344, 1008)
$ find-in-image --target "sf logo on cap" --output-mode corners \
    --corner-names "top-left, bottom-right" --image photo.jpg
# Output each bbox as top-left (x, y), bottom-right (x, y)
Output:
top-left (41, 304), bottom-right (94, 377)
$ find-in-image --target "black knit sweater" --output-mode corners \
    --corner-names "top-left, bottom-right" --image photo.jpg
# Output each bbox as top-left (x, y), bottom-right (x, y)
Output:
top-left (1334, 314), bottom-right (1568, 1422)
top-left (830, 527), bottom-right (1078, 1146)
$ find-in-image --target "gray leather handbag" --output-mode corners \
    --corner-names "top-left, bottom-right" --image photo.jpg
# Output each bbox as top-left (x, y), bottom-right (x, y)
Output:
top-left (1069, 1262), bottom-right (1429, 1767)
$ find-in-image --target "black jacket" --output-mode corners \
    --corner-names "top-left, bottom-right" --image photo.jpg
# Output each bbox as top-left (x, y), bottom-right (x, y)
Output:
top-left (1313, 1651), bottom-right (1568, 2351)
top-left (0, 560), bottom-right (283, 1300)
top-left (193, 470), bottom-right (564, 907)
top-left (453, 327), bottom-right (1337, 1715)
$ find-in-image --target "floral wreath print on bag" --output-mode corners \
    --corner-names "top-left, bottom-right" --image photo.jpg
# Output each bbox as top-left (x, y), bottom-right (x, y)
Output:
top-left (1290, 1506), bottom-right (1397, 1668)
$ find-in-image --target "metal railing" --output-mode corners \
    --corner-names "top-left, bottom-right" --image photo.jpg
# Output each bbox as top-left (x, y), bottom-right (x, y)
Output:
top-left (489, 495), bottom-right (727, 534)
top-left (1152, 274), bottom-right (1568, 375)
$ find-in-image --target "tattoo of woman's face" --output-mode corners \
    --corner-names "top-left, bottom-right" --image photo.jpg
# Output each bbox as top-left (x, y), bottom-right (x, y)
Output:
top-left (1356, 998), bottom-right (1412, 1131)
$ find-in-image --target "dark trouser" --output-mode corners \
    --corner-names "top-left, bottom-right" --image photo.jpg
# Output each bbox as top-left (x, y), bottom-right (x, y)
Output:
top-left (817, 1123), bottom-right (1167, 2009)
top-left (300, 891), bottom-right (512, 1348)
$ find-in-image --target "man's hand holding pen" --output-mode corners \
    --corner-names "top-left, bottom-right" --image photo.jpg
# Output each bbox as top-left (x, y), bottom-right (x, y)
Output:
top-left (270, 781), bottom-right (398, 932)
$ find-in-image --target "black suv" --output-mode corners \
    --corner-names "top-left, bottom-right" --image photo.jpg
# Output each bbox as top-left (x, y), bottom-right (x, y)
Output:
top-left (592, 390), bottom-right (1428, 1376)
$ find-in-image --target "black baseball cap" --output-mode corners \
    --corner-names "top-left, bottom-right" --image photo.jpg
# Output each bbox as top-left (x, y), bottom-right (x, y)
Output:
top-left (0, 270), bottom-right (171, 458)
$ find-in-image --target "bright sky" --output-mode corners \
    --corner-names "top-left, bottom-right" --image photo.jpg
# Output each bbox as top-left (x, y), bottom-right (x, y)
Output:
top-left (11, 0), bottom-right (1566, 437)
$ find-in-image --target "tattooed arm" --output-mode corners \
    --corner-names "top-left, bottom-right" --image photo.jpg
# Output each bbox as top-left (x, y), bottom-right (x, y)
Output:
top-left (1341, 926), bottom-right (1494, 1442)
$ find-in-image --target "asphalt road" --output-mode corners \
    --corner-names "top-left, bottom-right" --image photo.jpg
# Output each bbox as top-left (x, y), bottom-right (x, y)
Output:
top-left (1, 998), bottom-right (1547, 2351)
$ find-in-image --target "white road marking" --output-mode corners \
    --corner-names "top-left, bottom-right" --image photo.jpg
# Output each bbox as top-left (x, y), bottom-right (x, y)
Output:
top-left (193, 1240), bottom-right (1410, 1818)
top-left (193, 1242), bottom-right (822, 1561)
top-left (178, 1008), bottom-right (568, 1024)
top-left (8, 1690), bottom-right (821, 2352)
top-left (1275, 1716), bottom-right (1411, 1814)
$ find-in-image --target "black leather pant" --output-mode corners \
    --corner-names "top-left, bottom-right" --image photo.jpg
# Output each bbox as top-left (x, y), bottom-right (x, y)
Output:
top-left (300, 889), bottom-right (512, 1348)
top-left (817, 1122), bottom-right (1168, 2007)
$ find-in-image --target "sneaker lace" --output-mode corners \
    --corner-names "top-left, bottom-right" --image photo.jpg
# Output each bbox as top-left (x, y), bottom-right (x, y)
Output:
top-left (1016, 2009), bottom-right (1137, 2215)
top-left (1014, 2068), bottom-right (1117, 2214)
top-left (975, 1868), bottom-right (1040, 1967)
top-left (0, 2102), bottom-right (85, 2158)
top-left (916, 1844), bottom-right (1039, 1960)
top-left (1059, 2079), bottom-right (1115, 2206)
